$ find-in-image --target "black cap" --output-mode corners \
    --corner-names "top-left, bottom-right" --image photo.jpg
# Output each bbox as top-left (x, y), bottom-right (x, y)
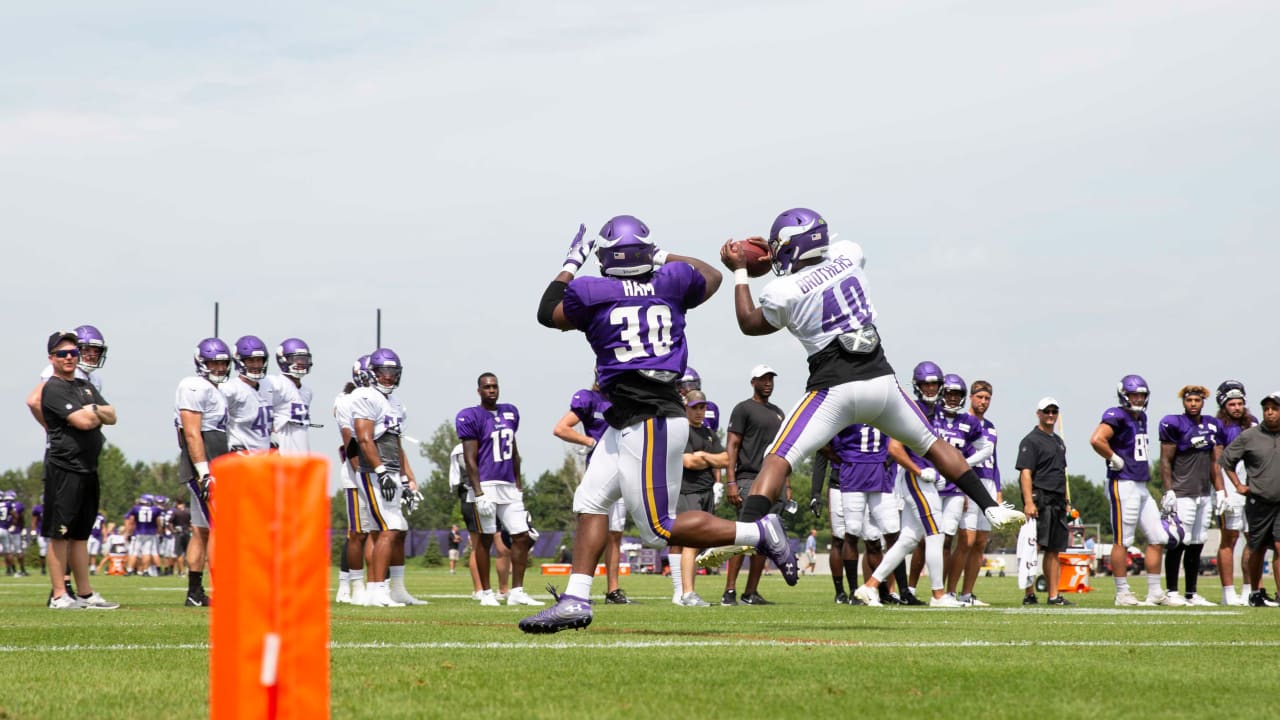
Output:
top-left (48, 330), bottom-right (78, 353)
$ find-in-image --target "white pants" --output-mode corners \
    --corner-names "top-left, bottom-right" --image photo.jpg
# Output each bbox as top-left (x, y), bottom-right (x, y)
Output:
top-left (608, 499), bottom-right (627, 533)
top-left (1176, 495), bottom-right (1212, 545)
top-left (467, 481), bottom-right (530, 536)
top-left (1107, 479), bottom-right (1168, 546)
top-left (769, 375), bottom-right (941, 468)
top-left (938, 495), bottom-right (965, 536)
top-left (345, 488), bottom-right (374, 535)
top-left (900, 470), bottom-right (944, 538)
top-left (961, 479), bottom-right (997, 532)
top-left (829, 488), bottom-right (846, 537)
top-left (574, 415), bottom-right (687, 548)
top-left (87, 536), bottom-right (102, 556)
top-left (131, 535), bottom-right (158, 558)
top-left (1220, 481), bottom-right (1248, 532)
top-left (356, 470), bottom-right (408, 532)
top-left (841, 490), bottom-right (900, 539)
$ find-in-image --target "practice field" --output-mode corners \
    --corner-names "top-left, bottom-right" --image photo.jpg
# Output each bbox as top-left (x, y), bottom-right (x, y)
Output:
top-left (1, 569), bottom-right (1276, 719)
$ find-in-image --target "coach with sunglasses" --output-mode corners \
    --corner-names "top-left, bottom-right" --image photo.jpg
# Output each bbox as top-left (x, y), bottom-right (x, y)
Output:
top-left (1017, 397), bottom-right (1072, 606)
top-left (39, 331), bottom-right (119, 610)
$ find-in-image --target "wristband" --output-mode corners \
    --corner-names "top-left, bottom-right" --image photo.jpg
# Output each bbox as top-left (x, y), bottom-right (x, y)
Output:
top-left (734, 268), bottom-right (750, 285)
top-left (652, 249), bottom-right (670, 266)
top-left (194, 461), bottom-right (210, 477)
top-left (559, 263), bottom-right (580, 277)
top-left (726, 480), bottom-right (737, 485)
top-left (374, 464), bottom-right (387, 475)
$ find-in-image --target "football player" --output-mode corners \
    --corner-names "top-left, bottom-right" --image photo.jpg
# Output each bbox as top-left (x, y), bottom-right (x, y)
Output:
top-left (1215, 380), bottom-right (1256, 605)
top-left (1158, 385), bottom-right (1226, 606)
top-left (716, 209), bottom-right (1023, 585)
top-left (267, 338), bottom-right (314, 454)
top-left (124, 494), bottom-right (161, 576)
top-left (458, 373), bottom-right (542, 608)
top-left (1, 491), bottom-right (25, 576)
top-left (552, 379), bottom-right (633, 605)
top-left (24, 499), bottom-right (39, 577)
top-left (829, 422), bottom-right (900, 605)
top-left (524, 216), bottom-right (796, 633)
top-left (175, 338), bottom-right (232, 607)
top-left (156, 498), bottom-right (176, 575)
top-left (448, 442), bottom-right (512, 601)
top-left (678, 367), bottom-right (722, 432)
top-left (334, 355), bottom-right (371, 605)
top-left (955, 380), bottom-right (1001, 607)
top-left (87, 509), bottom-right (106, 574)
top-left (809, 452), bottom-right (849, 603)
top-left (222, 336), bottom-right (275, 454)
top-left (350, 348), bottom-right (424, 607)
top-left (26, 324), bottom-right (106, 429)
top-left (1089, 374), bottom-right (1177, 606)
top-left (934, 374), bottom-right (994, 604)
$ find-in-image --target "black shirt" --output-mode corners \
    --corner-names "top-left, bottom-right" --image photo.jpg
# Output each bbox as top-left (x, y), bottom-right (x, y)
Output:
top-left (683, 423), bottom-right (725, 493)
top-left (728, 398), bottom-right (786, 480)
top-left (806, 339), bottom-right (895, 392)
top-left (41, 376), bottom-right (106, 474)
top-left (1015, 426), bottom-right (1068, 498)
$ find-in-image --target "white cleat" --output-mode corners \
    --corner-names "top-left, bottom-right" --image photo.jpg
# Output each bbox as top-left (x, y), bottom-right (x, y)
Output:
top-left (1228, 594), bottom-right (1249, 607)
top-left (506, 587), bottom-right (546, 606)
top-left (1150, 591), bottom-right (1187, 607)
top-left (335, 585), bottom-right (352, 604)
top-left (471, 590), bottom-right (484, 601)
top-left (930, 593), bottom-right (965, 608)
top-left (494, 591), bottom-right (510, 603)
top-left (983, 502), bottom-right (1026, 530)
top-left (852, 585), bottom-right (883, 607)
top-left (672, 591), bottom-right (684, 606)
top-left (958, 593), bottom-right (990, 607)
top-left (369, 586), bottom-right (405, 608)
top-left (390, 588), bottom-right (428, 606)
top-left (679, 591), bottom-right (711, 607)
top-left (478, 589), bottom-right (501, 607)
top-left (1186, 593), bottom-right (1216, 607)
top-left (1114, 590), bottom-right (1142, 607)
top-left (694, 545), bottom-right (755, 569)
top-left (350, 581), bottom-right (368, 607)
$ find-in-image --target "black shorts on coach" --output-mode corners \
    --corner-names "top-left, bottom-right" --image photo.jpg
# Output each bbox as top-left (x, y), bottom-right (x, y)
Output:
top-left (42, 465), bottom-right (100, 541)
top-left (1244, 495), bottom-right (1280, 551)
top-left (1033, 493), bottom-right (1070, 553)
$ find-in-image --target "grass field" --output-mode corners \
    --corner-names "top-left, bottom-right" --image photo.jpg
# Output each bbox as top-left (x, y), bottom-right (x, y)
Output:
top-left (1, 567), bottom-right (1277, 719)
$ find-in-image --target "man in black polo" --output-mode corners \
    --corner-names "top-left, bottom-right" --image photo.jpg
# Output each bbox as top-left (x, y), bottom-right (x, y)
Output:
top-left (1220, 391), bottom-right (1280, 607)
top-left (40, 331), bottom-right (119, 610)
top-left (669, 390), bottom-right (729, 607)
top-left (1017, 396), bottom-right (1072, 607)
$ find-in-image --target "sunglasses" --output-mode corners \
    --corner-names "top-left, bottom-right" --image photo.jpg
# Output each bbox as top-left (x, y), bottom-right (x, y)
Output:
top-left (53, 349), bottom-right (81, 358)
top-left (1040, 408), bottom-right (1059, 415)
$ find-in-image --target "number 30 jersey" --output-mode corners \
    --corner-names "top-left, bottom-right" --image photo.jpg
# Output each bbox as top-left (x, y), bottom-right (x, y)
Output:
top-left (456, 404), bottom-right (520, 484)
top-left (562, 262), bottom-right (706, 389)
top-left (758, 240), bottom-right (893, 390)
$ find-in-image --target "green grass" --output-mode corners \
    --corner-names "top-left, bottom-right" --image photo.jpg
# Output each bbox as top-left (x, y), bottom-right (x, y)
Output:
top-left (1, 568), bottom-right (1276, 719)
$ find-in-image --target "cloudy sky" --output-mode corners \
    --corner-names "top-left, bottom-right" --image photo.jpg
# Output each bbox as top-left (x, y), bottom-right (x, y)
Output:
top-left (4, 2), bottom-right (1277, 494)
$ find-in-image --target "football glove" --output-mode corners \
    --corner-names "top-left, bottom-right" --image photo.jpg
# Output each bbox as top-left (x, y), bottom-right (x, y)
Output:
top-left (561, 223), bottom-right (593, 275)
top-left (1214, 489), bottom-right (1228, 516)
top-left (808, 496), bottom-right (822, 518)
top-left (198, 474), bottom-right (215, 504)
top-left (1107, 454), bottom-right (1125, 472)
top-left (712, 482), bottom-right (724, 506)
top-left (475, 495), bottom-right (496, 519)
top-left (1161, 490), bottom-right (1177, 514)
top-left (378, 471), bottom-right (397, 503)
top-left (919, 467), bottom-right (943, 491)
top-left (403, 486), bottom-right (423, 513)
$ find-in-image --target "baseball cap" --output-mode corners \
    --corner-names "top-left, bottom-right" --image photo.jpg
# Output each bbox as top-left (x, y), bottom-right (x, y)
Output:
top-left (750, 364), bottom-right (778, 379)
top-left (1036, 397), bottom-right (1060, 411)
top-left (47, 330), bottom-right (78, 353)
top-left (685, 390), bottom-right (708, 407)
top-left (1262, 391), bottom-right (1280, 408)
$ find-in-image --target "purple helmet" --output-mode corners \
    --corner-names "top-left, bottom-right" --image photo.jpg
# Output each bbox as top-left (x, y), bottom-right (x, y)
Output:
top-left (594, 215), bottom-right (656, 278)
top-left (1216, 380), bottom-right (1246, 407)
top-left (1162, 513), bottom-right (1185, 550)
top-left (768, 208), bottom-right (830, 276)
top-left (940, 373), bottom-right (967, 416)
top-left (912, 361), bottom-right (944, 404)
top-left (155, 495), bottom-right (169, 505)
top-left (194, 338), bottom-right (232, 384)
top-left (351, 354), bottom-right (372, 388)
top-left (2, 490), bottom-right (14, 501)
top-left (276, 338), bottom-right (312, 378)
top-left (233, 335), bottom-right (269, 381)
top-left (678, 367), bottom-right (702, 393)
top-left (368, 347), bottom-right (402, 395)
top-left (140, 493), bottom-right (155, 505)
top-left (74, 324), bottom-right (108, 371)
top-left (1116, 374), bottom-right (1150, 412)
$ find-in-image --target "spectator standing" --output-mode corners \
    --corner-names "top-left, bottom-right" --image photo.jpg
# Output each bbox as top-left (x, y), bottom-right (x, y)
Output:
top-left (1017, 397), bottom-right (1072, 607)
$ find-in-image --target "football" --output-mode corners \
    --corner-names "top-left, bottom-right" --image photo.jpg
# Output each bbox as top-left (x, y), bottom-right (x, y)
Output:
top-left (741, 238), bottom-right (772, 277)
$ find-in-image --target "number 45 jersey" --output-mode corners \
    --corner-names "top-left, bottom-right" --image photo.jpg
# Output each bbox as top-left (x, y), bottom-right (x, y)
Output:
top-left (562, 262), bottom-right (706, 389)
top-left (758, 240), bottom-right (894, 390)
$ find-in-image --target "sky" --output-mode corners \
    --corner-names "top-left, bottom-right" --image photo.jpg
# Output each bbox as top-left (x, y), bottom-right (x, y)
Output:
top-left (3, 1), bottom-right (1278, 494)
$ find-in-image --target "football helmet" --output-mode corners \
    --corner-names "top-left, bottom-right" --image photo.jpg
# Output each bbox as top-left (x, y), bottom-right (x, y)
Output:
top-left (1162, 512), bottom-right (1185, 550)
top-left (140, 493), bottom-right (154, 505)
top-left (155, 495), bottom-right (169, 505)
top-left (233, 335), bottom-right (269, 381)
top-left (594, 215), bottom-right (656, 278)
top-left (3, 490), bottom-right (16, 501)
top-left (368, 348), bottom-right (402, 396)
top-left (912, 361), bottom-right (944, 405)
top-left (276, 338), bottom-right (312, 378)
top-left (73, 324), bottom-right (108, 371)
top-left (352, 354), bottom-right (372, 388)
top-left (678, 367), bottom-right (702, 393)
top-left (940, 373), bottom-right (967, 416)
top-left (194, 338), bottom-right (233, 384)
top-left (1216, 380), bottom-right (1247, 407)
top-left (768, 207), bottom-right (829, 276)
top-left (1116, 374), bottom-right (1150, 412)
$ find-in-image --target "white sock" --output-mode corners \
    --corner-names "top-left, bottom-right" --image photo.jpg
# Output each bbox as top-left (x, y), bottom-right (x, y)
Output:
top-left (349, 569), bottom-right (364, 583)
top-left (924, 534), bottom-right (945, 591)
top-left (389, 565), bottom-right (404, 579)
top-left (566, 573), bottom-right (593, 599)
top-left (733, 522), bottom-right (761, 546)
top-left (669, 553), bottom-right (683, 596)
top-left (339, 570), bottom-right (350, 582)
top-left (1223, 586), bottom-right (1236, 604)
top-left (1147, 573), bottom-right (1162, 595)
top-left (1114, 576), bottom-right (1129, 593)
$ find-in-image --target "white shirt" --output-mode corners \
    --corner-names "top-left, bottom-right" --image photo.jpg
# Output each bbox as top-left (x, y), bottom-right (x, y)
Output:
top-left (759, 240), bottom-right (876, 356)
top-left (220, 376), bottom-right (274, 451)
top-left (265, 375), bottom-right (313, 454)
top-left (334, 392), bottom-right (358, 490)
top-left (349, 387), bottom-right (406, 443)
top-left (173, 376), bottom-right (229, 432)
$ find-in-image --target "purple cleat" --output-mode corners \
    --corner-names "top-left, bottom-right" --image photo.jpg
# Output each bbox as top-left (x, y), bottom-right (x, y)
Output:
top-left (518, 585), bottom-right (593, 634)
top-left (756, 514), bottom-right (799, 586)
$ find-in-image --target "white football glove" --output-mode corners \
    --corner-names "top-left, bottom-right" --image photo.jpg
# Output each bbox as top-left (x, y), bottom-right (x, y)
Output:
top-left (1214, 489), bottom-right (1228, 516)
top-left (712, 482), bottom-right (725, 506)
top-left (561, 224), bottom-right (593, 275)
top-left (1107, 454), bottom-right (1125, 472)
top-left (1161, 490), bottom-right (1177, 514)
top-left (919, 467), bottom-right (944, 491)
top-left (475, 495), bottom-right (496, 519)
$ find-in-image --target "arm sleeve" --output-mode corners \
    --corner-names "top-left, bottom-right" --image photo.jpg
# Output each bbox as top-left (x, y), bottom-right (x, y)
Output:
top-left (811, 453), bottom-right (829, 497)
top-left (966, 434), bottom-right (994, 468)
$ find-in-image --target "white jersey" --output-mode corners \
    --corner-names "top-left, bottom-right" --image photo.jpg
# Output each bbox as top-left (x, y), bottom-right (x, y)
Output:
top-left (173, 376), bottom-right (229, 432)
top-left (334, 392), bottom-right (358, 490)
top-left (220, 377), bottom-right (274, 451)
top-left (349, 387), bottom-right (406, 470)
top-left (265, 375), bottom-right (313, 454)
top-left (448, 443), bottom-right (465, 490)
top-left (759, 240), bottom-right (876, 356)
top-left (40, 364), bottom-right (103, 393)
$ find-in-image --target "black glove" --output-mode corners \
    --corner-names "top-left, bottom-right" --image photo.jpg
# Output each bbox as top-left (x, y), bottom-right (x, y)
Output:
top-left (378, 471), bottom-right (396, 502)
top-left (809, 496), bottom-right (822, 518)
top-left (199, 474), bottom-right (215, 504)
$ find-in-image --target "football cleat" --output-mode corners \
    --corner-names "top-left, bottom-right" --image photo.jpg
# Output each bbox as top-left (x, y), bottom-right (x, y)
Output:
top-left (834, 591), bottom-right (850, 605)
top-left (930, 593), bottom-right (964, 608)
top-left (1022, 594), bottom-right (1039, 605)
top-left (695, 544), bottom-right (755, 569)
top-left (679, 591), bottom-right (710, 607)
top-left (1047, 596), bottom-right (1075, 606)
top-left (77, 592), bottom-right (120, 610)
top-left (720, 590), bottom-right (738, 606)
top-left (368, 585), bottom-right (405, 608)
top-left (506, 587), bottom-right (545, 606)
top-left (48, 594), bottom-right (81, 610)
top-left (390, 587), bottom-right (428, 606)
top-left (335, 586), bottom-right (352, 604)
top-left (755, 514), bottom-right (799, 586)
top-left (1114, 590), bottom-right (1142, 607)
top-left (350, 581), bottom-right (368, 606)
top-left (898, 590), bottom-right (927, 606)
top-left (1186, 593), bottom-right (1216, 607)
top-left (984, 502), bottom-right (1026, 530)
top-left (604, 589), bottom-right (633, 605)
top-left (478, 589), bottom-right (501, 607)
top-left (185, 593), bottom-right (212, 607)
top-left (853, 585), bottom-right (883, 607)
top-left (1151, 591), bottom-right (1187, 607)
top-left (518, 585), bottom-right (593, 634)
top-left (739, 592), bottom-right (772, 606)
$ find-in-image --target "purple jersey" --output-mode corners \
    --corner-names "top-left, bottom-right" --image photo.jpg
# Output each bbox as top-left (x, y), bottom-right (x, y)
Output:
top-left (935, 412), bottom-right (986, 497)
top-left (91, 513), bottom-right (106, 540)
top-left (831, 424), bottom-right (892, 493)
top-left (1222, 417), bottom-right (1256, 446)
top-left (703, 400), bottom-right (721, 432)
top-left (561, 262), bottom-right (707, 388)
top-left (456, 404), bottom-right (520, 484)
top-left (1100, 407), bottom-right (1150, 481)
top-left (0, 501), bottom-right (12, 530)
top-left (974, 417), bottom-right (1002, 490)
top-left (569, 389), bottom-right (611, 443)
top-left (1159, 413), bottom-right (1226, 497)
top-left (127, 503), bottom-right (160, 535)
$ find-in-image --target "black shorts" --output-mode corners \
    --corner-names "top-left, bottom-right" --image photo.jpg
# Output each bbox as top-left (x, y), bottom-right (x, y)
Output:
top-left (1033, 493), bottom-right (1070, 553)
top-left (1244, 495), bottom-right (1280, 551)
top-left (677, 489), bottom-right (714, 514)
top-left (734, 476), bottom-right (784, 519)
top-left (41, 465), bottom-right (100, 541)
